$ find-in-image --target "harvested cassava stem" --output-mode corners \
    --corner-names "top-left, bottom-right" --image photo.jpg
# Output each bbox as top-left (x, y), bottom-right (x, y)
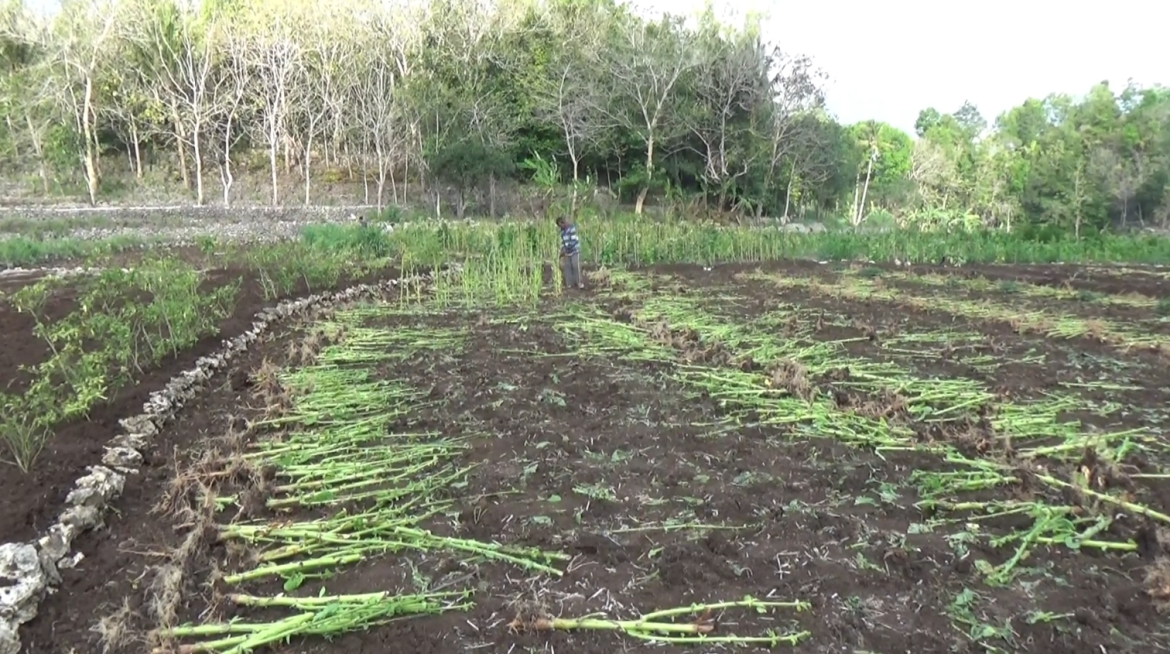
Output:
top-left (156, 592), bottom-right (469, 653)
top-left (509, 598), bottom-right (811, 645)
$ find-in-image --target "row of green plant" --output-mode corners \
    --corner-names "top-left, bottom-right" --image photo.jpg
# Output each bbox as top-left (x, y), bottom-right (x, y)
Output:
top-left (879, 269), bottom-right (1170, 316)
top-left (0, 234), bottom-right (398, 472)
top-left (289, 215), bottom-right (1170, 308)
top-left (356, 216), bottom-right (1170, 268)
top-left (6, 211), bottom-right (1170, 270)
top-left (1, 259), bottom-right (238, 471)
top-left (0, 232), bottom-right (149, 267)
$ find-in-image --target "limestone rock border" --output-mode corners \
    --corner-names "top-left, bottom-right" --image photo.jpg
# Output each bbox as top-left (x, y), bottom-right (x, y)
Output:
top-left (0, 267), bottom-right (451, 654)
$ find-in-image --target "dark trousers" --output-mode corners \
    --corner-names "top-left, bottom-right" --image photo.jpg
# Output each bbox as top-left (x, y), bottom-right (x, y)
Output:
top-left (560, 251), bottom-right (582, 287)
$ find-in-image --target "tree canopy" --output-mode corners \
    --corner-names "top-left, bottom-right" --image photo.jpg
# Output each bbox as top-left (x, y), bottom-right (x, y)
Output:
top-left (0, 0), bottom-right (1167, 232)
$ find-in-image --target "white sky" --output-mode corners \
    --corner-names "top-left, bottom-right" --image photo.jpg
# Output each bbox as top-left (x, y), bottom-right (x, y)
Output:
top-left (23, 0), bottom-right (1169, 135)
top-left (639, 0), bottom-right (1169, 134)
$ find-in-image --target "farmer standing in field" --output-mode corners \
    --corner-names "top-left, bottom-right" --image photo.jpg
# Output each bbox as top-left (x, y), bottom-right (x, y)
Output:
top-left (557, 216), bottom-right (585, 290)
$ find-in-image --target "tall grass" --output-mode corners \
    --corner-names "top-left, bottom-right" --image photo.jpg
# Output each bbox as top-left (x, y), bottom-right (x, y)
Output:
top-left (309, 214), bottom-right (1170, 270)
top-left (0, 234), bottom-right (148, 267)
top-left (4, 213), bottom-right (1164, 270)
top-left (291, 215), bottom-right (1170, 310)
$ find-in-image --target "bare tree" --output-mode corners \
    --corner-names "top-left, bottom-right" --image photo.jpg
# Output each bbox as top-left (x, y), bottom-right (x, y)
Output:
top-left (239, 20), bottom-right (301, 206)
top-left (765, 113), bottom-right (844, 220)
top-left (142, 7), bottom-right (222, 205)
top-left (354, 35), bottom-right (405, 210)
top-left (37, 0), bottom-right (120, 204)
top-left (541, 61), bottom-right (604, 183)
top-left (603, 15), bottom-right (696, 214)
top-left (532, 8), bottom-right (607, 185)
top-left (1089, 145), bottom-right (1146, 227)
top-left (316, 28), bottom-right (360, 171)
top-left (763, 51), bottom-right (826, 184)
top-left (288, 58), bottom-right (324, 205)
top-left (208, 30), bottom-right (248, 205)
top-left (685, 19), bottom-right (770, 210)
top-left (910, 138), bottom-right (958, 209)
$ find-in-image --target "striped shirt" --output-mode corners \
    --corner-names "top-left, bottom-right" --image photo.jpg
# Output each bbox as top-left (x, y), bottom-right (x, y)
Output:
top-left (560, 224), bottom-right (580, 255)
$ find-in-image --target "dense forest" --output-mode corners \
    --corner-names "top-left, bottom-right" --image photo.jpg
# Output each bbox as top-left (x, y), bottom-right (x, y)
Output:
top-left (1, 0), bottom-right (1168, 233)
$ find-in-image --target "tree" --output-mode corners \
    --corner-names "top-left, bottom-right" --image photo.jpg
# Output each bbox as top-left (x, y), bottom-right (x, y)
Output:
top-left (136, 0), bottom-right (222, 205)
top-left (684, 10), bottom-right (770, 210)
top-left (38, 0), bottom-right (121, 204)
top-left (1089, 145), bottom-right (1145, 227)
top-left (603, 13), bottom-right (696, 213)
top-left (354, 36), bottom-right (404, 210)
top-left (427, 139), bottom-right (513, 219)
top-left (0, 0), bottom-right (1163, 236)
top-left (237, 12), bottom-right (300, 206)
top-left (207, 27), bottom-right (248, 205)
top-left (914, 108), bottom-right (942, 138)
top-left (953, 101), bottom-right (986, 138)
top-left (0, 3), bottom-right (63, 194)
top-left (410, 0), bottom-right (517, 215)
top-left (910, 138), bottom-right (958, 209)
top-left (848, 121), bottom-right (913, 223)
top-left (532, 5), bottom-right (607, 185)
top-left (761, 52), bottom-right (827, 217)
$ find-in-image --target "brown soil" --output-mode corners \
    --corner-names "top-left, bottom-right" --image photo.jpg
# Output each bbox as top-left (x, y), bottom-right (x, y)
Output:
top-left (903, 262), bottom-right (1170, 298)
top-left (867, 276), bottom-right (1170, 335)
top-left (0, 264), bottom-right (394, 544)
top-left (12, 261), bottom-right (1170, 654)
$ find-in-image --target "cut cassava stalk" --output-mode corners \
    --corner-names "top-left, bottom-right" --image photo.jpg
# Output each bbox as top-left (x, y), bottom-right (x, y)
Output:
top-left (220, 552), bottom-right (364, 585)
top-left (170, 308), bottom-right (570, 653)
top-left (227, 590), bottom-right (470, 607)
top-left (554, 287), bottom-right (1163, 588)
top-left (508, 597), bottom-right (811, 645)
top-left (155, 592), bottom-right (470, 653)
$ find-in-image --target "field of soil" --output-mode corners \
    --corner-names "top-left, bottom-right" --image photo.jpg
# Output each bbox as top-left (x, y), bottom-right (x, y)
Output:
top-left (7, 261), bottom-right (1170, 654)
top-left (906, 261), bottom-right (1170, 298)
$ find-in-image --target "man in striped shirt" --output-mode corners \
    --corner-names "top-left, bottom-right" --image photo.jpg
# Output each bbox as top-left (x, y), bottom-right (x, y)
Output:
top-left (556, 217), bottom-right (584, 289)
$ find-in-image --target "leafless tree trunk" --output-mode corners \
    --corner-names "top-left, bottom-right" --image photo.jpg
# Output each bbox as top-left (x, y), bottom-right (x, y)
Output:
top-left (240, 26), bottom-right (300, 206)
top-left (602, 17), bottom-right (695, 214)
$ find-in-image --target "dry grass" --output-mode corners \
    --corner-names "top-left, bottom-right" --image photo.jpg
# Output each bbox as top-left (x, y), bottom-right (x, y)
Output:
top-left (767, 359), bottom-right (813, 401)
top-left (589, 266), bottom-right (613, 286)
top-left (1146, 557), bottom-right (1170, 611)
top-left (91, 598), bottom-right (135, 654)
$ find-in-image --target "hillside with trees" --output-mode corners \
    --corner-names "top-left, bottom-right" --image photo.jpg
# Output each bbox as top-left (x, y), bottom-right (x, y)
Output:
top-left (1, 0), bottom-right (1168, 234)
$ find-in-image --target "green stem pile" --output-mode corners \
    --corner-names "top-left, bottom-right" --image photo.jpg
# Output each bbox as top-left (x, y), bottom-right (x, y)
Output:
top-left (512, 597), bottom-right (812, 646)
top-left (155, 591), bottom-right (471, 653)
top-left (184, 307), bottom-right (566, 650)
